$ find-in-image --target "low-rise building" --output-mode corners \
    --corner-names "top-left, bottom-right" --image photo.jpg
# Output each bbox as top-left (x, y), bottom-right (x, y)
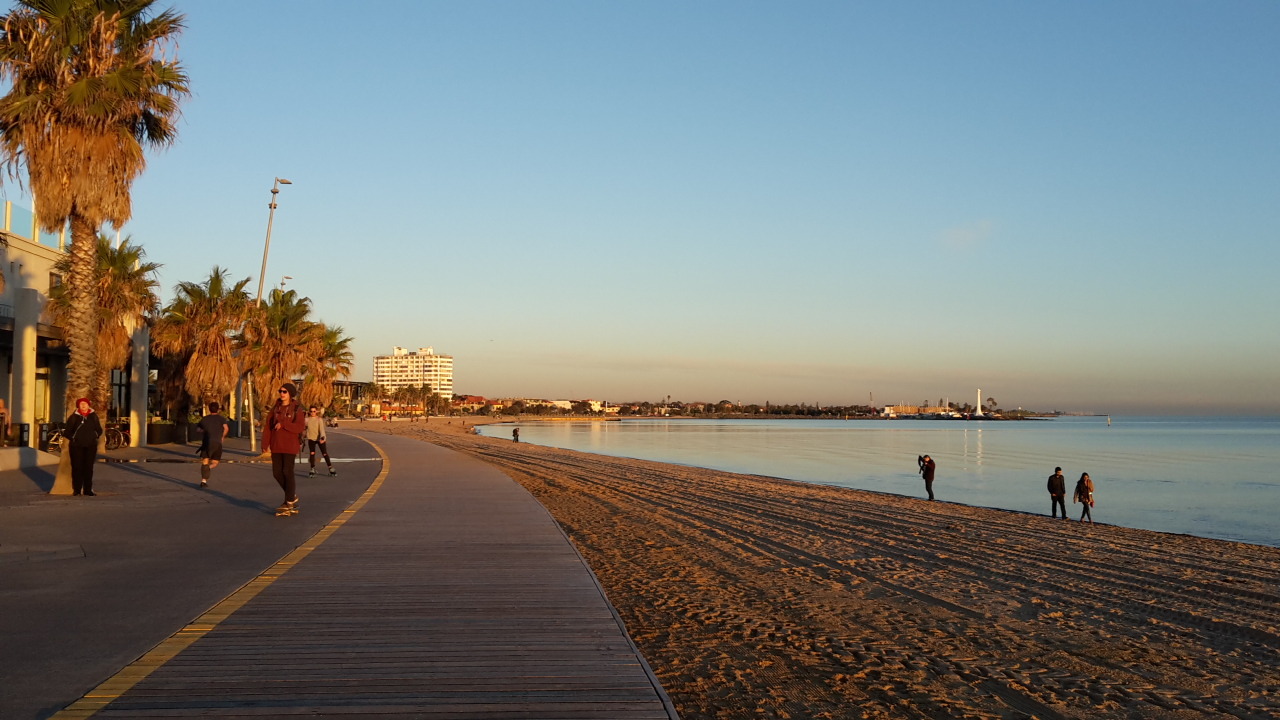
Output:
top-left (2, 201), bottom-right (149, 454)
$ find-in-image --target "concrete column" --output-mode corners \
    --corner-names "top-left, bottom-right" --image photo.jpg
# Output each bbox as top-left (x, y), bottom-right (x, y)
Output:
top-left (1, 351), bottom-right (10, 444)
top-left (130, 324), bottom-right (149, 447)
top-left (12, 288), bottom-right (38, 448)
top-left (49, 356), bottom-right (67, 424)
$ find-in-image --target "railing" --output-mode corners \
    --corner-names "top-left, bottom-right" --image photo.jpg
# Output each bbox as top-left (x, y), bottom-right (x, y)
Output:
top-left (4, 201), bottom-right (66, 249)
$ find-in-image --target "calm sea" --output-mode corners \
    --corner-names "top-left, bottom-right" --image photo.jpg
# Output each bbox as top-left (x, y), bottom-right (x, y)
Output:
top-left (481, 416), bottom-right (1280, 548)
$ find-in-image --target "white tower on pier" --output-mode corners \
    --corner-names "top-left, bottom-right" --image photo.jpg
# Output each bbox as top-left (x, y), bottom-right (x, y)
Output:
top-left (975, 388), bottom-right (984, 417)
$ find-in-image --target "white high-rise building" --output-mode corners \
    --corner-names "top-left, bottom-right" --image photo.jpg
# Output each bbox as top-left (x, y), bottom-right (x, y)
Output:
top-left (372, 347), bottom-right (454, 400)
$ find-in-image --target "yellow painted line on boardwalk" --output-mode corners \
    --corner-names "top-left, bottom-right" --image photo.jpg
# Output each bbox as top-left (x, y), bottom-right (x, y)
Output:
top-left (50, 438), bottom-right (391, 720)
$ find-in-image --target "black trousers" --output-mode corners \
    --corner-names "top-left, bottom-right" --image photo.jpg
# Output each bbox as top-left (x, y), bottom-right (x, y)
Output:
top-left (272, 452), bottom-right (297, 502)
top-left (307, 439), bottom-right (331, 468)
top-left (1050, 494), bottom-right (1067, 517)
top-left (70, 445), bottom-right (96, 493)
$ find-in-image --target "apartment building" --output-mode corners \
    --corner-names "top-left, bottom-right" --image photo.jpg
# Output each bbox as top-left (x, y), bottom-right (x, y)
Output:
top-left (372, 346), bottom-right (454, 400)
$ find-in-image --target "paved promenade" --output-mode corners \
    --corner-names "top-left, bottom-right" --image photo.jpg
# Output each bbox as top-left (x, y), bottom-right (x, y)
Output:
top-left (0, 429), bottom-right (677, 719)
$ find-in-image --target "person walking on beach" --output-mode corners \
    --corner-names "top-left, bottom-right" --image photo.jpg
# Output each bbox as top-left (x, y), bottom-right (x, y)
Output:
top-left (263, 383), bottom-right (306, 517)
top-left (1048, 466), bottom-right (1067, 519)
top-left (918, 454), bottom-right (936, 500)
top-left (304, 406), bottom-right (336, 477)
top-left (513, 427), bottom-right (520, 443)
top-left (196, 402), bottom-right (230, 489)
top-left (65, 398), bottom-right (103, 496)
top-left (1074, 472), bottom-right (1095, 523)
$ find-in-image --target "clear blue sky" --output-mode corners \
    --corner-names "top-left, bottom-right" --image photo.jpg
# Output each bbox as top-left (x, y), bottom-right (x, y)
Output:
top-left (9, 1), bottom-right (1278, 414)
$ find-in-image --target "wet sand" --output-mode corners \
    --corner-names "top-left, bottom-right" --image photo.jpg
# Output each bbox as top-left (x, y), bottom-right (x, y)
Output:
top-left (362, 419), bottom-right (1280, 719)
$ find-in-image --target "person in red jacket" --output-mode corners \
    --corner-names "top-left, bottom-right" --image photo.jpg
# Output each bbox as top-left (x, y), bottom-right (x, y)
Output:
top-left (263, 382), bottom-right (306, 516)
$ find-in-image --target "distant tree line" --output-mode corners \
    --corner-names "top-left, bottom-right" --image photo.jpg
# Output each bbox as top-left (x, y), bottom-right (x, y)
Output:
top-left (614, 401), bottom-right (880, 418)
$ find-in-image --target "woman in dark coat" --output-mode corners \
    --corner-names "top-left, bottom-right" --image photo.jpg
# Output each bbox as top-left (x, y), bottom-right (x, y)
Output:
top-left (65, 397), bottom-right (103, 496)
top-left (1074, 472), bottom-right (1095, 523)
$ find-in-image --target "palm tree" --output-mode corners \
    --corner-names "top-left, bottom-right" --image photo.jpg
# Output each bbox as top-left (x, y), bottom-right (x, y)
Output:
top-left (414, 383), bottom-right (434, 416)
top-left (0, 0), bottom-right (188, 409)
top-left (49, 235), bottom-right (159, 419)
top-left (392, 386), bottom-right (411, 414)
top-left (300, 324), bottom-right (354, 410)
top-left (364, 382), bottom-right (384, 415)
top-left (152, 267), bottom-right (254, 410)
top-left (240, 288), bottom-right (325, 414)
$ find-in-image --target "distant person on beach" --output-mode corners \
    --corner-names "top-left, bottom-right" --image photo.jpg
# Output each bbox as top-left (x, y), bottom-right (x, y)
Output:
top-left (1074, 472), bottom-right (1094, 523)
top-left (305, 405), bottom-right (336, 477)
top-left (918, 454), bottom-right (936, 500)
top-left (513, 427), bottom-right (520, 443)
top-left (197, 402), bottom-right (230, 489)
top-left (1047, 466), bottom-right (1067, 519)
top-left (263, 383), bottom-right (306, 517)
top-left (65, 397), bottom-right (103, 496)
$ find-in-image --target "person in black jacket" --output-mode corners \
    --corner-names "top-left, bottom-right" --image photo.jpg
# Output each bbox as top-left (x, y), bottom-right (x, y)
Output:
top-left (65, 397), bottom-right (103, 496)
top-left (1047, 467), bottom-right (1067, 519)
top-left (918, 454), bottom-right (936, 500)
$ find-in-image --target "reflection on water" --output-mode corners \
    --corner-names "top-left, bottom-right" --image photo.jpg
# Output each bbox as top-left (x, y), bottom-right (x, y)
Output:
top-left (481, 416), bottom-right (1280, 548)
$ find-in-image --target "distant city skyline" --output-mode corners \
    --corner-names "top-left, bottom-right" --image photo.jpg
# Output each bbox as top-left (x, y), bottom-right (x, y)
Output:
top-left (5, 1), bottom-right (1275, 416)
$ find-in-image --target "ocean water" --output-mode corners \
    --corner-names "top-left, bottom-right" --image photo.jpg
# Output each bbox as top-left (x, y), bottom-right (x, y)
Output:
top-left (481, 416), bottom-right (1280, 548)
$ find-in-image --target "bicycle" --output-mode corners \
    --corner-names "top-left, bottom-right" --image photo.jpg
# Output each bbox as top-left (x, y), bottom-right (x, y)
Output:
top-left (105, 425), bottom-right (130, 450)
top-left (45, 424), bottom-right (66, 453)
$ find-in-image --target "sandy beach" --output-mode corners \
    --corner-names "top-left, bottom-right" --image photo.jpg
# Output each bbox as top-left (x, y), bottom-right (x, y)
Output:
top-left (363, 419), bottom-right (1280, 719)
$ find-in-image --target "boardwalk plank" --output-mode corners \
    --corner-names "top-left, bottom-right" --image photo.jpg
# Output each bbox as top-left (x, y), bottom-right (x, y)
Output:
top-left (89, 433), bottom-right (678, 719)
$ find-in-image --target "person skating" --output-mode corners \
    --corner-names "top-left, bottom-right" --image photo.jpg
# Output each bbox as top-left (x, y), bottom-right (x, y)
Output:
top-left (1047, 466), bottom-right (1067, 519)
top-left (304, 406), bottom-right (335, 477)
top-left (196, 402), bottom-right (230, 488)
top-left (263, 383), bottom-right (306, 516)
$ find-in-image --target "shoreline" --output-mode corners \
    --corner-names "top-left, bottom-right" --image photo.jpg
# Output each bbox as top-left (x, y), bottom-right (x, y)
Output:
top-left (466, 415), bottom-right (1277, 550)
top-left (362, 420), bottom-right (1280, 719)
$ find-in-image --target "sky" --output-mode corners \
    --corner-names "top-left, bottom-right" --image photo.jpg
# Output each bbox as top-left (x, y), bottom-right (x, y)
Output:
top-left (5, 1), bottom-right (1278, 414)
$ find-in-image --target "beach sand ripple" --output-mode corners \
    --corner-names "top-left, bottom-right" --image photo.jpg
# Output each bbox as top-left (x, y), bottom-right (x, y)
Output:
top-left (378, 422), bottom-right (1280, 720)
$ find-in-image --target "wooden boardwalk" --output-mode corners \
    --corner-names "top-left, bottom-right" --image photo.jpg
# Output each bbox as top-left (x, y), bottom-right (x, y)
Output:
top-left (64, 433), bottom-right (678, 719)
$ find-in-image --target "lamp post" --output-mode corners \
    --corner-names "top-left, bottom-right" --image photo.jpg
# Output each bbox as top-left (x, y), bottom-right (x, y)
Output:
top-left (246, 177), bottom-right (292, 452)
top-left (280, 275), bottom-right (293, 291)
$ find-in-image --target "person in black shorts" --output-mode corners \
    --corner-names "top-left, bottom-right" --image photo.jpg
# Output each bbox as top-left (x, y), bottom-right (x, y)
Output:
top-left (197, 401), bottom-right (230, 488)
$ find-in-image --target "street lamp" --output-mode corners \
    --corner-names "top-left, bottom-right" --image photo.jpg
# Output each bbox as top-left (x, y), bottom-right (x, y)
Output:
top-left (247, 177), bottom-right (292, 452)
top-left (280, 275), bottom-right (293, 291)
top-left (256, 178), bottom-right (292, 306)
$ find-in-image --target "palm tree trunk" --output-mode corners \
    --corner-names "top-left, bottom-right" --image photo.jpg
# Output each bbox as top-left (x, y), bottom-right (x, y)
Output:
top-left (65, 213), bottom-right (100, 409)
